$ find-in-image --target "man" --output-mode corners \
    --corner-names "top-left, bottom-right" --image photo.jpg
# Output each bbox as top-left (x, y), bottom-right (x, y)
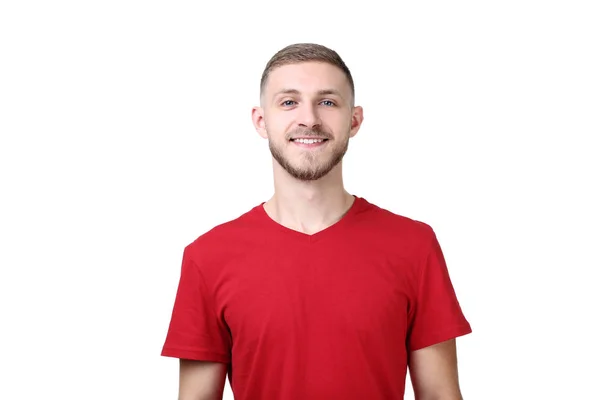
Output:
top-left (161, 43), bottom-right (472, 400)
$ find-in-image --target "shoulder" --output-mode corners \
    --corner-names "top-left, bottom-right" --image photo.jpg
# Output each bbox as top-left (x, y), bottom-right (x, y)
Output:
top-left (357, 197), bottom-right (436, 247)
top-left (183, 203), bottom-right (264, 263)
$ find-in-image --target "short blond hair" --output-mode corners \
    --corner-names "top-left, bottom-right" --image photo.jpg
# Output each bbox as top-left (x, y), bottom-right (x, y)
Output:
top-left (260, 43), bottom-right (355, 104)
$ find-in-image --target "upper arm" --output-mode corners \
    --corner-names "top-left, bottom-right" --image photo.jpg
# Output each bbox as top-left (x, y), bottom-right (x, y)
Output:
top-left (408, 338), bottom-right (463, 400)
top-left (405, 229), bottom-right (472, 399)
top-left (161, 247), bottom-right (232, 399)
top-left (179, 359), bottom-right (228, 400)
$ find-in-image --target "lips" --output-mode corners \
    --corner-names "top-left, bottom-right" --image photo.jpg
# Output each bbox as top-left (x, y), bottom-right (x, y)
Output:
top-left (288, 129), bottom-right (331, 145)
top-left (291, 138), bottom-right (328, 144)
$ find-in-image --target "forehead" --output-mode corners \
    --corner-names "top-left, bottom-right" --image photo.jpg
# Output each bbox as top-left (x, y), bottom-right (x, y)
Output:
top-left (265, 62), bottom-right (351, 97)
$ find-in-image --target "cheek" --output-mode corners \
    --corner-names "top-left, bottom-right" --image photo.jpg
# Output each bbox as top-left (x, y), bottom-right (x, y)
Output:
top-left (266, 114), bottom-right (294, 135)
top-left (322, 111), bottom-right (350, 128)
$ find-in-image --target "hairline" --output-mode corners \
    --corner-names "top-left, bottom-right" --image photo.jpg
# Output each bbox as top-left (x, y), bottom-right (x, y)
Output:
top-left (260, 62), bottom-right (355, 107)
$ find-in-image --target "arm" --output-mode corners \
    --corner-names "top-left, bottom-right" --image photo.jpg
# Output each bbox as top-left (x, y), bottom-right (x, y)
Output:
top-left (408, 338), bottom-right (463, 400)
top-left (178, 359), bottom-right (228, 400)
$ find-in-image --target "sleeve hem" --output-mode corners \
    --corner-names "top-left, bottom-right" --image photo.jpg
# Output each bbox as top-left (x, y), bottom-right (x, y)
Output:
top-left (408, 322), bottom-right (472, 352)
top-left (161, 347), bottom-right (231, 363)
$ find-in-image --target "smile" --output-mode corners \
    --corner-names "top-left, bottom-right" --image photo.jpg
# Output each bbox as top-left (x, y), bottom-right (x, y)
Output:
top-left (291, 138), bottom-right (327, 144)
top-left (290, 138), bottom-right (329, 149)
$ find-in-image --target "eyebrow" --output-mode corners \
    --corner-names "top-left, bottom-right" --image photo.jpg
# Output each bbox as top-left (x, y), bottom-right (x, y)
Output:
top-left (273, 88), bottom-right (344, 99)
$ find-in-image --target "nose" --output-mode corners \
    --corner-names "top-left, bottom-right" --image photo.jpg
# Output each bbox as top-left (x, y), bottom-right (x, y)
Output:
top-left (296, 103), bottom-right (321, 129)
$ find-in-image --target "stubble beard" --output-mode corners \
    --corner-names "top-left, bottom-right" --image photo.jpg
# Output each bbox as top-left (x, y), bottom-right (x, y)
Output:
top-left (268, 128), bottom-right (350, 181)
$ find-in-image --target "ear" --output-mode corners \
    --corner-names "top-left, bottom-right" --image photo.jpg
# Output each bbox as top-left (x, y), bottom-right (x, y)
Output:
top-left (349, 105), bottom-right (364, 138)
top-left (252, 106), bottom-right (268, 139)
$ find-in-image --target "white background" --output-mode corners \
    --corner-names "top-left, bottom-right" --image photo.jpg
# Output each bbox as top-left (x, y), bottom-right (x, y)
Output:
top-left (1, 1), bottom-right (598, 399)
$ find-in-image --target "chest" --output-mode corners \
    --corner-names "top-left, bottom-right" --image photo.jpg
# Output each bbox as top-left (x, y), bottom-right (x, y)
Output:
top-left (217, 244), bottom-right (418, 349)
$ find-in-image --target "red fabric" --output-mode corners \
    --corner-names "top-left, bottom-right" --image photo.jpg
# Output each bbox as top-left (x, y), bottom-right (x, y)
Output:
top-left (161, 196), bottom-right (471, 399)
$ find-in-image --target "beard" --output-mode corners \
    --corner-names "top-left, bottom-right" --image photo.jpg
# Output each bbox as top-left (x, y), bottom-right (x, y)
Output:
top-left (268, 127), bottom-right (350, 181)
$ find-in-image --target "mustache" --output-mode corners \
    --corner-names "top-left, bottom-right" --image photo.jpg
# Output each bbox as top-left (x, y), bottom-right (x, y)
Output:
top-left (286, 127), bottom-right (332, 140)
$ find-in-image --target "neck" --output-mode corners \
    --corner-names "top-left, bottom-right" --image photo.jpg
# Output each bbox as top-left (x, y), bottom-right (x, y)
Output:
top-left (264, 162), bottom-right (355, 235)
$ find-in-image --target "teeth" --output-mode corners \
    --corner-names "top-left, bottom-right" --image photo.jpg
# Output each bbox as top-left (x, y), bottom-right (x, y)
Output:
top-left (294, 138), bottom-right (324, 144)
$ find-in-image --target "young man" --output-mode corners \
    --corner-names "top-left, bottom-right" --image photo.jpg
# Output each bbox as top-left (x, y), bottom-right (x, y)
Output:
top-left (161, 43), bottom-right (472, 400)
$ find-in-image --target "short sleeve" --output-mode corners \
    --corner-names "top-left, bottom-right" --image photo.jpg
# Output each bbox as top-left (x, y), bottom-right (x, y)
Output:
top-left (407, 232), bottom-right (472, 351)
top-left (161, 249), bottom-right (231, 363)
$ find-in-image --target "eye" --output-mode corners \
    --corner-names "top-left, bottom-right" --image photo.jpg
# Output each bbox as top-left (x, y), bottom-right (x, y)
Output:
top-left (281, 100), bottom-right (297, 107)
top-left (320, 100), bottom-right (336, 107)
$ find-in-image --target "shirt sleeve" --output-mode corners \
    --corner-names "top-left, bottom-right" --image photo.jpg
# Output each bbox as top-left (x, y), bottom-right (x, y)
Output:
top-left (161, 248), bottom-right (231, 363)
top-left (407, 231), bottom-right (472, 351)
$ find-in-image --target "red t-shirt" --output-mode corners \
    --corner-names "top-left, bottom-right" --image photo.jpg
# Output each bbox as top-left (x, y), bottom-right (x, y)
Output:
top-left (161, 196), bottom-right (472, 399)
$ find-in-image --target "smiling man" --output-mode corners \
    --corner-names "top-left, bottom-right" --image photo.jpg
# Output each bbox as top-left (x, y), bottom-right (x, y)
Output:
top-left (161, 43), bottom-right (472, 400)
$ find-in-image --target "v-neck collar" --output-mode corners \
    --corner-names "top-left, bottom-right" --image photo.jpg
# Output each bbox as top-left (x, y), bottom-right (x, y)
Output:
top-left (254, 195), bottom-right (365, 244)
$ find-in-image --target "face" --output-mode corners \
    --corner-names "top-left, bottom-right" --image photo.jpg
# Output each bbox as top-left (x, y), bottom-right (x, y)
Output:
top-left (252, 62), bottom-right (363, 181)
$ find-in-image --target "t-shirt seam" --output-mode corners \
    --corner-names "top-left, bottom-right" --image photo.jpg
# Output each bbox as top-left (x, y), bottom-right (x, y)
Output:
top-left (188, 253), bottom-right (232, 354)
top-left (162, 346), bottom-right (230, 357)
top-left (408, 322), bottom-right (472, 351)
top-left (407, 227), bottom-right (435, 332)
top-left (415, 228), bottom-right (436, 306)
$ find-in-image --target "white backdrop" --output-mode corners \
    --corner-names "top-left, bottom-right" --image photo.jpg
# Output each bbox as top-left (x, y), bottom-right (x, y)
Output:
top-left (1, 1), bottom-right (598, 399)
